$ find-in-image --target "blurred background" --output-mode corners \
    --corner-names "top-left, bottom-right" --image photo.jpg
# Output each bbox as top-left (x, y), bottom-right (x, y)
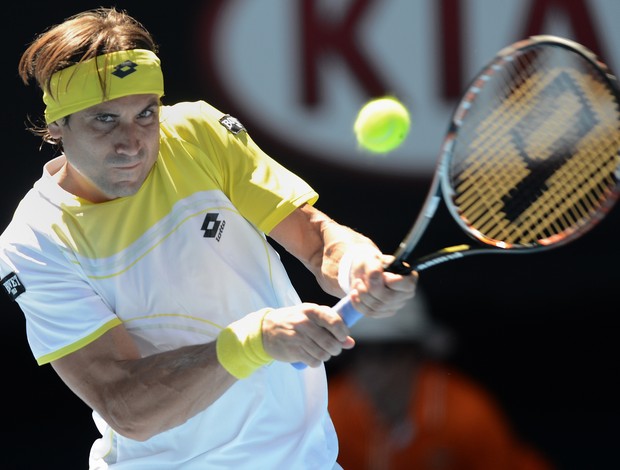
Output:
top-left (1, 1), bottom-right (619, 468)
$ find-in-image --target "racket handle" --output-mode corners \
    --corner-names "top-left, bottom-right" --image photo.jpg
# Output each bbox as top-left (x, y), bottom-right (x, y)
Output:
top-left (291, 295), bottom-right (363, 370)
top-left (332, 295), bottom-right (364, 326)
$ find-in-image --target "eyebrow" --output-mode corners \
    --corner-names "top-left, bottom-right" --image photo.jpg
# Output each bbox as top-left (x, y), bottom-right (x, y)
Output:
top-left (85, 98), bottom-right (160, 116)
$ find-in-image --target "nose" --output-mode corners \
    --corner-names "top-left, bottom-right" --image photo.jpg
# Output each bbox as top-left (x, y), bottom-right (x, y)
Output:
top-left (114, 122), bottom-right (141, 155)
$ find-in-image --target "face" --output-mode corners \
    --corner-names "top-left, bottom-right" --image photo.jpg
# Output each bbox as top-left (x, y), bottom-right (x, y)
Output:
top-left (49, 94), bottom-right (161, 202)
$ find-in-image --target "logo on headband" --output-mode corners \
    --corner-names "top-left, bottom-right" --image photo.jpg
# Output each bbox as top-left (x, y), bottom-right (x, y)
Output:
top-left (111, 60), bottom-right (139, 79)
top-left (219, 115), bottom-right (246, 134)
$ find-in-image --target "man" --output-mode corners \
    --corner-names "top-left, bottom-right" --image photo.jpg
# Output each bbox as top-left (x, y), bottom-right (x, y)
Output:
top-left (0, 7), bottom-right (416, 469)
top-left (328, 295), bottom-right (555, 470)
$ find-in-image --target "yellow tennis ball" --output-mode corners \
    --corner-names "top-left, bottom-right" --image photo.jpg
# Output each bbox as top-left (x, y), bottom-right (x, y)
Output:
top-left (354, 96), bottom-right (410, 154)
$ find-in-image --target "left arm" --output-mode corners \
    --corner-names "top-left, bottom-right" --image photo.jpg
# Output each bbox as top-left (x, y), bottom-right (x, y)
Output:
top-left (269, 203), bottom-right (417, 318)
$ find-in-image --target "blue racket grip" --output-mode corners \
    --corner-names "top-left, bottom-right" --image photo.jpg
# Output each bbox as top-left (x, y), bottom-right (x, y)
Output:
top-left (292, 295), bottom-right (363, 370)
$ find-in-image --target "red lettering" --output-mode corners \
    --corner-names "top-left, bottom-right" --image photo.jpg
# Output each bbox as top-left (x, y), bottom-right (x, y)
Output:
top-left (438, 0), bottom-right (463, 100)
top-left (299, 0), bottom-right (391, 106)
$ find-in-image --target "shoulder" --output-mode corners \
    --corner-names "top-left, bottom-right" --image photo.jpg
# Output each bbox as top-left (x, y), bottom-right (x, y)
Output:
top-left (159, 100), bottom-right (244, 141)
top-left (161, 100), bottom-right (220, 123)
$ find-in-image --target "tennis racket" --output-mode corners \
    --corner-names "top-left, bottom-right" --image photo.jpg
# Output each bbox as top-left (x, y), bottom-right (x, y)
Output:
top-left (292, 35), bottom-right (620, 370)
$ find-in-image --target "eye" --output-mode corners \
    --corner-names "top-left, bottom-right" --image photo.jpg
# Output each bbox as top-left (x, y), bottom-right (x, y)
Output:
top-left (138, 106), bottom-right (159, 120)
top-left (95, 113), bottom-right (116, 123)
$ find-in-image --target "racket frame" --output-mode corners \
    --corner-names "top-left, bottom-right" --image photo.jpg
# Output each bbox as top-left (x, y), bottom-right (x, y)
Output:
top-left (388, 34), bottom-right (620, 274)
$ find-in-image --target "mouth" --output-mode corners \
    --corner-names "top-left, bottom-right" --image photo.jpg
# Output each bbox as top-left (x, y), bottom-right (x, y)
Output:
top-left (113, 161), bottom-right (142, 170)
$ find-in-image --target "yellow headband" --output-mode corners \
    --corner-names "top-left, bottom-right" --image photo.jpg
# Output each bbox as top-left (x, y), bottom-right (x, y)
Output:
top-left (43, 49), bottom-right (164, 124)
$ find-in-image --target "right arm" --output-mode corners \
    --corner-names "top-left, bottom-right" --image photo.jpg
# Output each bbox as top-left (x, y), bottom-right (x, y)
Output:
top-left (51, 302), bottom-right (355, 441)
top-left (51, 324), bottom-right (236, 442)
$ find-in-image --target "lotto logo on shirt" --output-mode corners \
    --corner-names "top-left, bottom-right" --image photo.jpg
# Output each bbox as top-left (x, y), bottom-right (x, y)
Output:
top-left (201, 212), bottom-right (226, 241)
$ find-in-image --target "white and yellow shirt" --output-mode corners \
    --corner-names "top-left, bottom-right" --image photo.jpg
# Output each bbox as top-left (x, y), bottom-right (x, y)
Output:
top-left (0, 101), bottom-right (339, 469)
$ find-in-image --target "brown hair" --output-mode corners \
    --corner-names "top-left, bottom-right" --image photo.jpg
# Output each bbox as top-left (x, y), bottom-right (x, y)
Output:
top-left (19, 7), bottom-right (159, 144)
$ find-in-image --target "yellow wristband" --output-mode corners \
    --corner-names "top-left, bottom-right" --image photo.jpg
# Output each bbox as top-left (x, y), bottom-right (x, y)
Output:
top-left (216, 308), bottom-right (274, 379)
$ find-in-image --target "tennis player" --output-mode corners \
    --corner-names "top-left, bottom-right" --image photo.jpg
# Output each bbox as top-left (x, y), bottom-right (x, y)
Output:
top-left (0, 7), bottom-right (416, 469)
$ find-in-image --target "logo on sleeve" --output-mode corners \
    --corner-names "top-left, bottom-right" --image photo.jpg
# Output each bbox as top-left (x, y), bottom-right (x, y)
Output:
top-left (2, 272), bottom-right (25, 301)
top-left (219, 115), bottom-right (246, 134)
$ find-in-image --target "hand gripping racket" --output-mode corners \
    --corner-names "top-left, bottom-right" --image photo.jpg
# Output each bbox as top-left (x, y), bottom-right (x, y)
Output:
top-left (293, 35), bottom-right (620, 369)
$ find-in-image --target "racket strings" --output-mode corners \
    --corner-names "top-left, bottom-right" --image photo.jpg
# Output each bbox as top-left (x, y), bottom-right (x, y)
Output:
top-left (509, 81), bottom-right (616, 242)
top-left (447, 45), bottom-right (620, 248)
top-left (459, 51), bottom-right (558, 161)
top-left (452, 68), bottom-right (572, 242)
top-left (453, 64), bottom-right (568, 201)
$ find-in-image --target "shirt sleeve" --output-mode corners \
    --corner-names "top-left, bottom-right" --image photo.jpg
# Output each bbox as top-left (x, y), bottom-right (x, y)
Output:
top-left (163, 101), bottom-right (319, 234)
top-left (0, 221), bottom-right (120, 365)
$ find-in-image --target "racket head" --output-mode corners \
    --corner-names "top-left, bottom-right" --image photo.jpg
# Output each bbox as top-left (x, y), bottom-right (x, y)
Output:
top-left (441, 35), bottom-right (620, 253)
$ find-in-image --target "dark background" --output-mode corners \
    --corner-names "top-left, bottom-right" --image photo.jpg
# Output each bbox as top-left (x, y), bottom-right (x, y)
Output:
top-left (1, 2), bottom-right (618, 469)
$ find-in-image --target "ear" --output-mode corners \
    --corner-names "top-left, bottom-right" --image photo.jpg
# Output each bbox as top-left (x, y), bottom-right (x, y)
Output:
top-left (47, 121), bottom-right (63, 139)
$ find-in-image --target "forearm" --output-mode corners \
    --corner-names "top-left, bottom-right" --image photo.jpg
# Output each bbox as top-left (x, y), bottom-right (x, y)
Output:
top-left (54, 339), bottom-right (236, 441)
top-left (270, 204), bottom-right (380, 297)
top-left (311, 215), bottom-right (381, 296)
top-left (110, 342), bottom-right (235, 439)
